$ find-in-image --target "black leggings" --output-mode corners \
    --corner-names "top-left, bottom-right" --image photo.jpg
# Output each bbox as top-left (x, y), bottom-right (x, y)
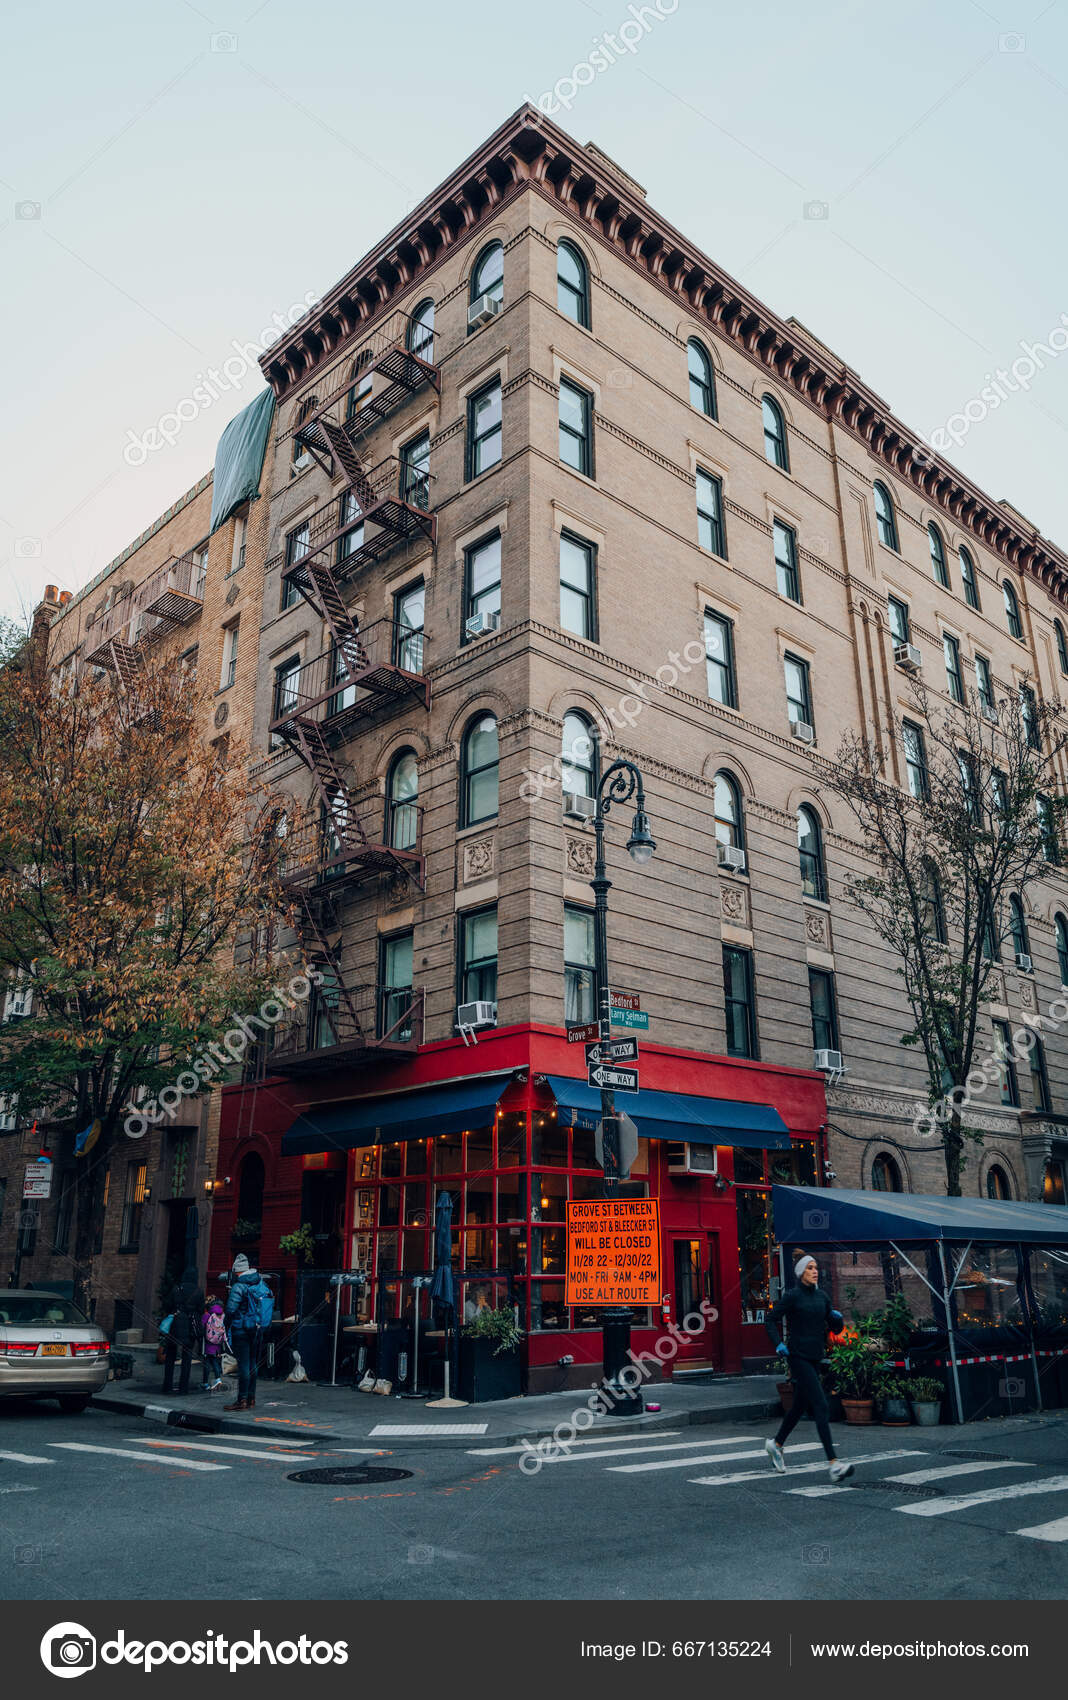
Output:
top-left (775, 1355), bottom-right (836, 1460)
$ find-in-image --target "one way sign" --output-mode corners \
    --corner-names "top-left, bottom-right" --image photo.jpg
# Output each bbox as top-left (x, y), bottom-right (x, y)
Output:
top-left (587, 1062), bottom-right (639, 1092)
top-left (585, 1037), bottom-right (639, 1067)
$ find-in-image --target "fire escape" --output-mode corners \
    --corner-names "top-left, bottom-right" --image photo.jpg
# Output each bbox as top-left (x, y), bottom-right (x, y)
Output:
top-left (268, 309), bottom-right (436, 1074)
top-left (84, 551), bottom-right (205, 683)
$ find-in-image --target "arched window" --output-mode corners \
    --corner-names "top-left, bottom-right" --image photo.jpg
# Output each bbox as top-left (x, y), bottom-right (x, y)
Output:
top-left (873, 481), bottom-right (899, 551)
top-left (871, 1152), bottom-right (903, 1192)
top-left (386, 749), bottom-right (419, 851)
top-left (1009, 894), bottom-right (1030, 962)
top-left (687, 339), bottom-right (716, 418)
top-left (928, 524), bottom-right (949, 588)
top-left (1056, 621), bottom-right (1068, 677)
top-left (460, 714), bottom-right (499, 826)
top-left (345, 351), bottom-right (372, 421)
top-left (471, 241), bottom-right (504, 306)
top-left (292, 396), bottom-right (318, 466)
top-left (236, 1152), bottom-right (265, 1235)
top-left (1056, 914), bottom-right (1068, 984)
top-left (797, 806), bottom-right (827, 902)
top-left (762, 394), bottom-right (789, 470)
top-left (561, 710), bottom-right (598, 799)
top-left (1003, 578), bottom-right (1024, 640)
top-left (959, 546), bottom-right (980, 610)
top-left (557, 241), bottom-right (590, 327)
top-left (713, 771), bottom-right (744, 851)
top-left (986, 1164), bottom-right (1011, 1201)
top-left (407, 299), bottom-right (435, 362)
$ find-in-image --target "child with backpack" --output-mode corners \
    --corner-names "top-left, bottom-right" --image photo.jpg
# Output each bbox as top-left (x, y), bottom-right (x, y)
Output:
top-left (223, 1253), bottom-right (275, 1412)
top-left (201, 1296), bottom-right (226, 1392)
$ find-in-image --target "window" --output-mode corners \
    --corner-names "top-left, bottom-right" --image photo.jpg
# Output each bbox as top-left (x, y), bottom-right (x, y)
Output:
top-left (270, 655), bottom-right (301, 748)
top-left (557, 241), bottom-right (590, 327)
top-left (380, 931), bottom-right (414, 1040)
top-left (986, 1165), bottom-right (1011, 1201)
top-left (888, 596), bottom-right (910, 645)
top-left (903, 720), bottom-right (929, 800)
top-left (1038, 794), bottom-right (1060, 864)
top-left (871, 1153), bottom-right (903, 1192)
top-left (559, 534), bottom-right (596, 640)
top-left (992, 1019), bottom-right (1019, 1107)
top-left (797, 805), bottom-right (826, 901)
top-left (873, 481), bottom-right (899, 551)
top-left (960, 546), bottom-right (981, 610)
top-left (713, 770), bottom-right (744, 851)
top-left (119, 1162), bottom-right (148, 1251)
top-left (460, 715), bottom-right (499, 826)
top-left (981, 906), bottom-right (999, 961)
top-left (464, 534), bottom-right (501, 631)
top-left (559, 378), bottom-right (593, 477)
top-left (922, 863), bottom-right (947, 943)
top-left (943, 633), bottom-right (964, 703)
top-left (762, 395), bottom-right (789, 470)
top-left (929, 524), bottom-right (949, 588)
top-left (1009, 894), bottom-right (1030, 961)
top-left (345, 359), bottom-right (372, 422)
top-left (809, 968), bottom-right (839, 1053)
top-left (975, 653), bottom-right (995, 712)
top-left (459, 906), bottom-right (498, 1005)
top-left (386, 750), bottom-right (418, 851)
top-left (466, 379), bottom-right (502, 479)
top-left (991, 768), bottom-right (1007, 817)
top-left (784, 653), bottom-right (813, 731)
top-left (393, 581), bottom-right (425, 674)
top-left (229, 510), bottom-right (247, 576)
top-left (282, 521), bottom-right (309, 607)
top-left (688, 339), bottom-right (716, 418)
top-left (1057, 622), bottom-right (1068, 677)
top-left (1026, 1031), bottom-right (1051, 1112)
top-left (400, 430), bottom-right (430, 509)
top-left (773, 519), bottom-right (801, 602)
top-left (337, 489), bottom-right (364, 565)
top-left (723, 945), bottom-right (757, 1059)
top-left (191, 542), bottom-right (209, 600)
top-left (220, 620), bottom-right (239, 690)
top-left (1003, 578), bottom-right (1024, 640)
top-left (1056, 914), bottom-right (1068, 984)
top-left (1020, 684), bottom-right (1040, 750)
top-left (291, 396), bottom-right (317, 469)
top-left (561, 711), bottom-right (598, 798)
top-left (471, 241), bottom-right (504, 307)
top-left (704, 610), bottom-right (737, 707)
top-left (407, 298), bottom-right (435, 362)
top-left (696, 469), bottom-right (726, 556)
top-left (564, 905), bottom-right (595, 1022)
top-left (958, 749), bottom-right (980, 818)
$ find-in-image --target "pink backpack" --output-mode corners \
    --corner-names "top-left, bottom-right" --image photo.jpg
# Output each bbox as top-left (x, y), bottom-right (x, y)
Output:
top-left (204, 1310), bottom-right (225, 1348)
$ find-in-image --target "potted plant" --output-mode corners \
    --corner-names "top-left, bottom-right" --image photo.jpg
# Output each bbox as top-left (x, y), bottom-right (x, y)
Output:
top-left (827, 1318), bottom-right (883, 1422)
top-left (874, 1370), bottom-right (912, 1426)
top-left (458, 1304), bottom-right (523, 1403)
top-left (908, 1375), bottom-right (944, 1426)
top-left (279, 1223), bottom-right (316, 1264)
top-left (231, 1217), bottom-right (261, 1245)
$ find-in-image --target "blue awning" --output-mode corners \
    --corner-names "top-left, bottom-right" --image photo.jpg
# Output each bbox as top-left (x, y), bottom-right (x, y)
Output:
top-left (772, 1185), bottom-right (1068, 1247)
top-left (546, 1077), bottom-right (791, 1149)
top-left (281, 1074), bottom-right (512, 1157)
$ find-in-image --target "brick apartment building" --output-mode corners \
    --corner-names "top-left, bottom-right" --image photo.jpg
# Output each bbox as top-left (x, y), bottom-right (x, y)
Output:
top-left (0, 403), bottom-right (275, 1337)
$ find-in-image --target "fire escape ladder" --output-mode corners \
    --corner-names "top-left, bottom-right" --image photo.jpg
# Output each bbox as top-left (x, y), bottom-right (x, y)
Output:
top-left (302, 557), bottom-right (369, 681)
top-left (317, 418), bottom-right (377, 507)
top-left (287, 719), bottom-right (369, 849)
top-left (293, 888), bottom-right (361, 1035)
top-left (110, 640), bottom-right (143, 689)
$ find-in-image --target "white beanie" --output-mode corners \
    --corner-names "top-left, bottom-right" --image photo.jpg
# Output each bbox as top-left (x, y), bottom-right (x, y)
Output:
top-left (794, 1254), bottom-right (817, 1279)
top-left (232, 1253), bottom-right (250, 1275)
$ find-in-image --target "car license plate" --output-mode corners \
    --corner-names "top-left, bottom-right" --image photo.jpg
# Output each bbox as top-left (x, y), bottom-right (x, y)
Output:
top-left (40, 1343), bottom-right (67, 1356)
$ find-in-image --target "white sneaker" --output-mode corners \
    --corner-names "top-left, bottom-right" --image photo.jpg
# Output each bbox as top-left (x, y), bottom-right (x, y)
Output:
top-left (829, 1460), bottom-right (855, 1483)
top-left (765, 1438), bottom-right (786, 1474)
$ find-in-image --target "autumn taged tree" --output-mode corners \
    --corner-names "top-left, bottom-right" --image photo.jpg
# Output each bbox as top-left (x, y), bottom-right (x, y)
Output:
top-left (827, 670), bottom-right (1068, 1195)
top-left (0, 649), bottom-right (290, 1306)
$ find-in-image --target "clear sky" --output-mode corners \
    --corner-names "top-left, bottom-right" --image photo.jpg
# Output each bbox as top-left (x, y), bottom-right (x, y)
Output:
top-left (3, 0), bottom-right (1068, 621)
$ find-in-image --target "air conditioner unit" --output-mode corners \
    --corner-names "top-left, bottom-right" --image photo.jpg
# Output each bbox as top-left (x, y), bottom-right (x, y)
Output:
top-left (465, 610), bottom-right (501, 640)
top-left (814, 1048), bottom-right (844, 1074)
top-left (790, 720), bottom-right (816, 745)
top-left (562, 791), bottom-right (596, 821)
top-left (894, 642), bottom-right (922, 673)
top-left (1016, 952), bottom-right (1034, 974)
top-left (457, 1001), bottom-right (497, 1030)
top-left (0, 1094), bottom-right (17, 1132)
top-left (468, 292), bottom-right (502, 329)
top-left (717, 843), bottom-right (747, 874)
top-left (3, 987), bottom-right (32, 1021)
top-left (665, 1141), bottom-right (719, 1176)
top-left (981, 700), bottom-right (998, 722)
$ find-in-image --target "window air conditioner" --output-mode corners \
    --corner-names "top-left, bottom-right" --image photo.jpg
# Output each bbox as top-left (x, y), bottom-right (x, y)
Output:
top-left (465, 610), bottom-right (501, 639)
top-left (468, 293), bottom-right (502, 329)
top-left (0, 1093), bottom-right (17, 1132)
top-left (457, 1001), bottom-right (497, 1030)
top-left (562, 791), bottom-right (596, 821)
top-left (814, 1048), bottom-right (844, 1074)
top-left (790, 720), bottom-right (816, 744)
top-left (1016, 953), bottom-right (1034, 974)
top-left (665, 1141), bottom-right (719, 1176)
top-left (717, 843), bottom-right (747, 874)
top-left (894, 643), bottom-right (922, 673)
top-left (981, 701), bottom-right (998, 722)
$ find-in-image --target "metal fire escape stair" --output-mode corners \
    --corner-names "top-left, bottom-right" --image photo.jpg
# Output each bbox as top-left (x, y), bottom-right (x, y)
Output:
top-left (292, 886), bottom-right (359, 1041)
top-left (316, 418), bottom-right (378, 505)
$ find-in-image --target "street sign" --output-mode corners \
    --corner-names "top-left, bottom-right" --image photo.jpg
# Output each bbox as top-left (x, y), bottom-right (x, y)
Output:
top-left (566, 1198), bottom-right (661, 1307)
top-left (566, 1021), bottom-right (600, 1045)
top-left (587, 1063), bottom-right (639, 1092)
top-left (22, 1160), bottom-right (52, 1200)
top-left (595, 1112), bottom-right (639, 1178)
top-left (585, 1037), bottom-right (639, 1066)
top-left (610, 1008), bottom-right (649, 1030)
top-left (608, 991), bottom-right (641, 1011)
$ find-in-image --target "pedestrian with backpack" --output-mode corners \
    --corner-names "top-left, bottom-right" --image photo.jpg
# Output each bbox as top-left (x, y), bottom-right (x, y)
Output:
top-left (201, 1295), bottom-right (226, 1392)
top-left (223, 1253), bottom-right (274, 1412)
top-left (162, 1268), bottom-right (204, 1398)
top-left (764, 1254), bottom-right (854, 1483)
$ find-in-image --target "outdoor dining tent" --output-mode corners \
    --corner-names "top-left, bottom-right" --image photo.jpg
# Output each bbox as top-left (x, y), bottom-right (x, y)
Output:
top-left (771, 1186), bottom-right (1068, 1423)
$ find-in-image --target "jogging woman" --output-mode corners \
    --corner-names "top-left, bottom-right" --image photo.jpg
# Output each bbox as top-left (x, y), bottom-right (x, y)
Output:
top-left (764, 1254), bottom-right (854, 1483)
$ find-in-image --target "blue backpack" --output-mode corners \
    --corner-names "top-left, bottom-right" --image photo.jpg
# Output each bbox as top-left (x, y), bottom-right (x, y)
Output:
top-left (236, 1278), bottom-right (274, 1331)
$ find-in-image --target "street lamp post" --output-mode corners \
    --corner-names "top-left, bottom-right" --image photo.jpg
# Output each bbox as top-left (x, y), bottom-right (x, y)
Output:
top-left (589, 759), bottom-right (655, 1417)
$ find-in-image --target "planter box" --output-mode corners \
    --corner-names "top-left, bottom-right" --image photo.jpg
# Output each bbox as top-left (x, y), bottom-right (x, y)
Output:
top-left (880, 1397), bottom-right (912, 1426)
top-left (458, 1337), bottom-right (522, 1404)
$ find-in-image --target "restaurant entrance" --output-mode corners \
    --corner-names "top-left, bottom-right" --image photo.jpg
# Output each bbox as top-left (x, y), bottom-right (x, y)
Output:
top-left (668, 1231), bottom-right (723, 1365)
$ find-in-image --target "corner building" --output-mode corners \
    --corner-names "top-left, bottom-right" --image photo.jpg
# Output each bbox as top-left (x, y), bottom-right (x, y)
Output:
top-left (212, 107), bottom-right (1068, 1387)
